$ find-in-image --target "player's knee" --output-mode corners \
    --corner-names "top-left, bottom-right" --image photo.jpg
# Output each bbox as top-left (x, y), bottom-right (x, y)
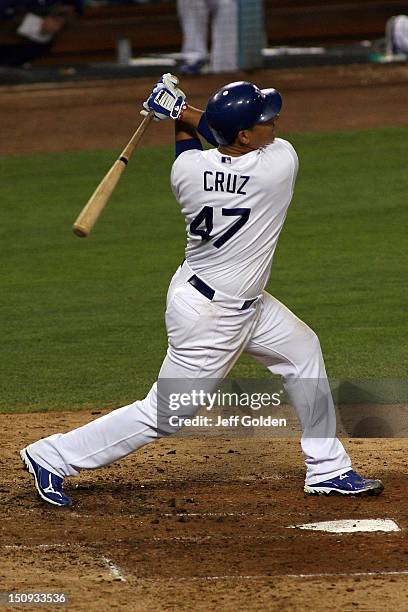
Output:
top-left (306, 326), bottom-right (320, 350)
top-left (294, 323), bottom-right (322, 364)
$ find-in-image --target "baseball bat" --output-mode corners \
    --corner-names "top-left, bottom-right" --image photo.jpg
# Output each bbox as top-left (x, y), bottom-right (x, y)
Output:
top-left (73, 111), bottom-right (154, 238)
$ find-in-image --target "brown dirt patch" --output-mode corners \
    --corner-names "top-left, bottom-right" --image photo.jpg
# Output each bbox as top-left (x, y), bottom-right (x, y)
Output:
top-left (2, 410), bottom-right (408, 610)
top-left (1, 63), bottom-right (407, 156)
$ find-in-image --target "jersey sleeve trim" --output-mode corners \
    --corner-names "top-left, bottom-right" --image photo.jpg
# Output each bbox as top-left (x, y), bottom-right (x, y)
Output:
top-left (175, 137), bottom-right (203, 159)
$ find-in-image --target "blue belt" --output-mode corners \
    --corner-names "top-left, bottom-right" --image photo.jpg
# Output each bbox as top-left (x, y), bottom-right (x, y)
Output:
top-left (188, 274), bottom-right (256, 310)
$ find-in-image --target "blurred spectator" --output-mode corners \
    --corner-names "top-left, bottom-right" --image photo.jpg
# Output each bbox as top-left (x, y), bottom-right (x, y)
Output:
top-left (177, 0), bottom-right (238, 74)
top-left (385, 15), bottom-right (408, 55)
top-left (0, 1), bottom-right (83, 66)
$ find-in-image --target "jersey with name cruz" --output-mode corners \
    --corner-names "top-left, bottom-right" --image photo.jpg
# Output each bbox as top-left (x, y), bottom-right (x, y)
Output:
top-left (171, 138), bottom-right (299, 299)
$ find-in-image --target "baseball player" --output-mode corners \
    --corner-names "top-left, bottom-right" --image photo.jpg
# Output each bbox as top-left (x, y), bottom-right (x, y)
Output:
top-left (20, 75), bottom-right (384, 506)
top-left (177, 0), bottom-right (238, 73)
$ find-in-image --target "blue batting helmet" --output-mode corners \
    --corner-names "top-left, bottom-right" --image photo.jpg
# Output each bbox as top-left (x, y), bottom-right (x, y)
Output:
top-left (205, 81), bottom-right (282, 146)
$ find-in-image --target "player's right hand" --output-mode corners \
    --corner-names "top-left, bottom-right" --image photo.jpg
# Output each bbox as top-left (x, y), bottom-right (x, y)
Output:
top-left (140, 73), bottom-right (187, 121)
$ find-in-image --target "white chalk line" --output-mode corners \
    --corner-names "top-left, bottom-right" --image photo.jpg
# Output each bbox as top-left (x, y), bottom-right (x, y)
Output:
top-left (149, 535), bottom-right (291, 543)
top-left (136, 475), bottom-right (289, 484)
top-left (69, 475), bottom-right (289, 490)
top-left (288, 571), bottom-right (408, 579)
top-left (122, 511), bottom-right (312, 520)
top-left (162, 511), bottom-right (252, 518)
top-left (133, 570), bottom-right (408, 582)
top-left (68, 511), bottom-right (260, 520)
top-left (101, 556), bottom-right (127, 582)
top-left (4, 544), bottom-right (72, 550)
top-left (70, 511), bottom-right (255, 519)
top-left (3, 544), bottom-right (127, 584)
top-left (69, 511), bottom-right (311, 521)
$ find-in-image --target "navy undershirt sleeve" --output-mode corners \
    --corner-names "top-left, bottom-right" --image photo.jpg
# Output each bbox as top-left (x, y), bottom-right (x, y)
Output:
top-left (197, 114), bottom-right (219, 147)
top-left (175, 137), bottom-right (203, 159)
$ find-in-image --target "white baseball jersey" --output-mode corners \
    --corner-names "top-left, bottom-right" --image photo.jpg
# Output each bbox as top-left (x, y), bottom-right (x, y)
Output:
top-left (171, 138), bottom-right (299, 299)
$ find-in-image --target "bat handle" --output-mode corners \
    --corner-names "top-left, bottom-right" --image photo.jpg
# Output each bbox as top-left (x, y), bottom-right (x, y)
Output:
top-left (120, 111), bottom-right (155, 162)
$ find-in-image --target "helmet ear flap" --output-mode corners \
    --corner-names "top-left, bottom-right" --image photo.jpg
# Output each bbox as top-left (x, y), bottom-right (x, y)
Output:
top-left (258, 89), bottom-right (282, 123)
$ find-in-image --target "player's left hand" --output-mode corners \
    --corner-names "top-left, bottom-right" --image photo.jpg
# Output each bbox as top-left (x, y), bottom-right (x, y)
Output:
top-left (141, 73), bottom-right (187, 121)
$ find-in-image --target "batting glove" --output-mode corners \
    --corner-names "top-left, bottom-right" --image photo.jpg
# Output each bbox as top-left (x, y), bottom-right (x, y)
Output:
top-left (141, 73), bottom-right (187, 121)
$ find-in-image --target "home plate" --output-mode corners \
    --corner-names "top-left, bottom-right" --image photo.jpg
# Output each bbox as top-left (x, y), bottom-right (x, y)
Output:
top-left (288, 519), bottom-right (400, 533)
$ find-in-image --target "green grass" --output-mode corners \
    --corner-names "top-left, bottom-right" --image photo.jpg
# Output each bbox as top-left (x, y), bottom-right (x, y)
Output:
top-left (1, 127), bottom-right (407, 412)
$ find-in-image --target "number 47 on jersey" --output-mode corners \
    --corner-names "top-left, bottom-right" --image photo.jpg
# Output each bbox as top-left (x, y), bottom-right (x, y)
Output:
top-left (190, 206), bottom-right (250, 249)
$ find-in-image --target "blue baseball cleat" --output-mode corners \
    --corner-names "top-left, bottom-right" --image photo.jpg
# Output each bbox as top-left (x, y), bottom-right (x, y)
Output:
top-left (20, 448), bottom-right (71, 507)
top-left (304, 470), bottom-right (384, 496)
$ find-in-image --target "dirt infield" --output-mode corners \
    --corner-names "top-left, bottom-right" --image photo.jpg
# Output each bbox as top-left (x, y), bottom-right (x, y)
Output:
top-left (1, 63), bottom-right (408, 156)
top-left (2, 411), bottom-right (408, 611)
top-left (2, 64), bottom-right (408, 610)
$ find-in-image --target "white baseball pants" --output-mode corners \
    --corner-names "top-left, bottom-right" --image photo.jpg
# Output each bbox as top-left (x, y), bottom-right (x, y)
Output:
top-left (27, 261), bottom-right (351, 485)
top-left (177, 0), bottom-right (239, 72)
top-left (389, 15), bottom-right (408, 53)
